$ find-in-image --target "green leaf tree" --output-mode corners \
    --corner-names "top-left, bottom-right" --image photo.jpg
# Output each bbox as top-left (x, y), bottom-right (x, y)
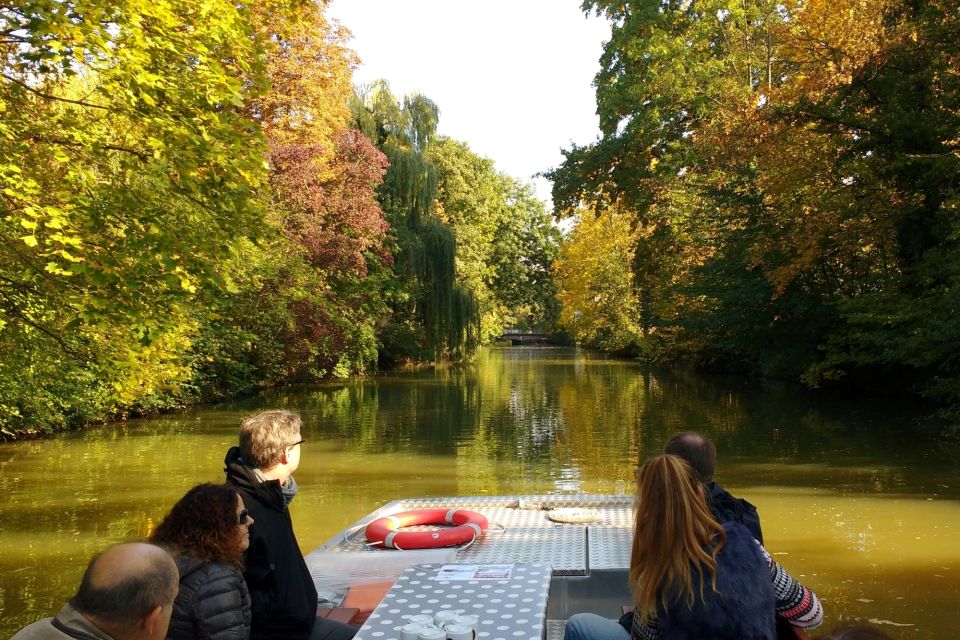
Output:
top-left (351, 82), bottom-right (479, 362)
top-left (551, 0), bottom-right (960, 423)
top-left (1, 0), bottom-right (271, 431)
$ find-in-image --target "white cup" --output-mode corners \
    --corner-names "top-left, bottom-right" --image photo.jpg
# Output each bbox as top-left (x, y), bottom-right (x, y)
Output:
top-left (434, 610), bottom-right (459, 628)
top-left (401, 624), bottom-right (424, 640)
top-left (408, 615), bottom-right (435, 627)
top-left (419, 625), bottom-right (447, 640)
top-left (452, 615), bottom-right (478, 632)
top-left (445, 624), bottom-right (474, 640)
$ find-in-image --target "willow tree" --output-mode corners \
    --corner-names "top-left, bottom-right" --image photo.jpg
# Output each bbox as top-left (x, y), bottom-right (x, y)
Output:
top-left (351, 82), bottom-right (478, 362)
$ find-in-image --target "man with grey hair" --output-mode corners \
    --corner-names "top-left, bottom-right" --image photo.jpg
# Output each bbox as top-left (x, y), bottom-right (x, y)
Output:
top-left (13, 542), bottom-right (178, 640)
top-left (225, 409), bottom-right (355, 640)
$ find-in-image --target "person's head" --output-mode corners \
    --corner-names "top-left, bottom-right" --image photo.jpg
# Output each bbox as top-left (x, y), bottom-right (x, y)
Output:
top-left (238, 409), bottom-right (304, 474)
top-left (69, 542), bottom-right (178, 640)
top-left (150, 483), bottom-right (254, 566)
top-left (630, 454), bottom-right (726, 624)
top-left (663, 431), bottom-right (716, 482)
top-left (817, 624), bottom-right (894, 640)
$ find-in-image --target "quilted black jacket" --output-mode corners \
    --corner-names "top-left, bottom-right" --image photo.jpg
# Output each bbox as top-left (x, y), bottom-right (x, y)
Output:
top-left (167, 554), bottom-right (251, 640)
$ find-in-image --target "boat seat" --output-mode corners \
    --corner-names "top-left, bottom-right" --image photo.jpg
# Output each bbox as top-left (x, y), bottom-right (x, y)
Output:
top-left (342, 580), bottom-right (395, 623)
top-left (316, 607), bottom-right (360, 625)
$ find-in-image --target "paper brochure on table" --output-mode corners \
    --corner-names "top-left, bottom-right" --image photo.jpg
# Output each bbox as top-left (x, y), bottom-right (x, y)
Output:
top-left (434, 564), bottom-right (514, 581)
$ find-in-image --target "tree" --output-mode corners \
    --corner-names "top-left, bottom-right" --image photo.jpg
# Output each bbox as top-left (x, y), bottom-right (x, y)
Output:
top-left (246, 0), bottom-right (356, 146)
top-left (0, 0), bottom-right (271, 431)
top-left (762, 0), bottom-right (960, 411)
top-left (351, 82), bottom-right (479, 362)
top-left (427, 138), bottom-right (564, 339)
top-left (490, 180), bottom-right (562, 332)
top-left (428, 138), bottom-right (505, 341)
top-left (551, 0), bottom-right (960, 422)
top-left (553, 203), bottom-right (644, 352)
top-left (0, 0), bottom-right (396, 433)
top-left (192, 1), bottom-right (392, 393)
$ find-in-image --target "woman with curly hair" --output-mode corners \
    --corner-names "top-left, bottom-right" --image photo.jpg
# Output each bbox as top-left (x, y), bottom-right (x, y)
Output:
top-left (565, 454), bottom-right (823, 640)
top-left (151, 483), bottom-right (255, 640)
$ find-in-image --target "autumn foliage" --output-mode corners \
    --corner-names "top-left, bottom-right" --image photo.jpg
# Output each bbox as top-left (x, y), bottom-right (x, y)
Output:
top-left (0, 0), bottom-right (560, 434)
top-left (552, 0), bottom-right (960, 423)
top-left (269, 133), bottom-right (388, 276)
top-left (0, 0), bottom-right (389, 430)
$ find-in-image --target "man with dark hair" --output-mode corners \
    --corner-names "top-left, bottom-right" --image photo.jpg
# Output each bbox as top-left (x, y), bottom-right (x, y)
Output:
top-left (664, 431), bottom-right (764, 543)
top-left (13, 542), bottom-right (178, 640)
top-left (225, 409), bottom-right (355, 640)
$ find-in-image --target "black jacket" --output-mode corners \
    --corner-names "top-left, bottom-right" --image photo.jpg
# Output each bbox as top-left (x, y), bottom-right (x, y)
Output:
top-left (167, 555), bottom-right (251, 640)
top-left (224, 447), bottom-right (317, 640)
top-left (706, 481), bottom-right (763, 545)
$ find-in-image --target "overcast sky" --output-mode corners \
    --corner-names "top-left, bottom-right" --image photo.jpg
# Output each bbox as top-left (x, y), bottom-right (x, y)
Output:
top-left (326, 0), bottom-right (610, 208)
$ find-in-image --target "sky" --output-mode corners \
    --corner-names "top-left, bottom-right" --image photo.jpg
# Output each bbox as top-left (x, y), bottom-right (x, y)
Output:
top-left (325, 0), bottom-right (611, 208)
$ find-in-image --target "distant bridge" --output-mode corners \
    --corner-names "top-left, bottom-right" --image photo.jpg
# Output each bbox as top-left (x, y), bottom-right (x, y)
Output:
top-left (498, 330), bottom-right (552, 345)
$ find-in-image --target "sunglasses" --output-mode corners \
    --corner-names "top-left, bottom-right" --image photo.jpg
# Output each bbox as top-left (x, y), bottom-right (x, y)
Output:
top-left (288, 438), bottom-right (306, 448)
top-left (237, 509), bottom-right (251, 525)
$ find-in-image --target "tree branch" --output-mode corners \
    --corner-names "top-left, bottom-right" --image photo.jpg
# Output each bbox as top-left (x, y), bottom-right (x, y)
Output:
top-left (1, 72), bottom-right (111, 110)
top-left (0, 289), bottom-right (84, 358)
top-left (30, 134), bottom-right (150, 162)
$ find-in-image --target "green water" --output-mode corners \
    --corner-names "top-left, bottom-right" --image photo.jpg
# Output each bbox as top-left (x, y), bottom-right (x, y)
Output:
top-left (1, 347), bottom-right (958, 638)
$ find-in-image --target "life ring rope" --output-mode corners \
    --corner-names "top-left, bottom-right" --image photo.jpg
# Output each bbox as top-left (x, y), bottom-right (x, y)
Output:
top-left (363, 508), bottom-right (489, 550)
top-left (387, 528), bottom-right (483, 552)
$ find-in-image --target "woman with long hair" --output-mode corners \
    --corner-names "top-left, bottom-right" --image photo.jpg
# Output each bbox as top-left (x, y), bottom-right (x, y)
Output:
top-left (565, 455), bottom-right (823, 640)
top-left (150, 483), bottom-right (255, 640)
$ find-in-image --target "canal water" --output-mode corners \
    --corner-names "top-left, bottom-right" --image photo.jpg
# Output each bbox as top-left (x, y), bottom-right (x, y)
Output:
top-left (0, 346), bottom-right (957, 638)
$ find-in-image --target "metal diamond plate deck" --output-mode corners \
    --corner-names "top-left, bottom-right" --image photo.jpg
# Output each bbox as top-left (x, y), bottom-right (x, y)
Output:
top-left (464, 507), bottom-right (558, 529)
top-left (591, 506), bottom-right (635, 528)
top-left (313, 495), bottom-right (635, 577)
top-left (545, 619), bottom-right (566, 640)
top-left (392, 495), bottom-right (633, 510)
top-left (587, 526), bottom-right (633, 569)
top-left (456, 525), bottom-right (586, 575)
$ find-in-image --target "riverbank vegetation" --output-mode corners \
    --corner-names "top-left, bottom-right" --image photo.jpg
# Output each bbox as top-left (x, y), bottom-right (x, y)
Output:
top-left (3, 0), bottom-right (956, 437)
top-left (0, 1), bottom-right (559, 436)
top-left (550, 0), bottom-right (959, 426)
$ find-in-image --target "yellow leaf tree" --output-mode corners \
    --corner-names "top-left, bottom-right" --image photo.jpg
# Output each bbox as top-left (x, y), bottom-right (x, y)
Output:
top-left (553, 204), bottom-right (643, 352)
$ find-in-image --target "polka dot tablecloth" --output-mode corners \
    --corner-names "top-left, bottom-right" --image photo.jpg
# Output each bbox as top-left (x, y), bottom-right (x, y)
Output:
top-left (358, 563), bottom-right (552, 640)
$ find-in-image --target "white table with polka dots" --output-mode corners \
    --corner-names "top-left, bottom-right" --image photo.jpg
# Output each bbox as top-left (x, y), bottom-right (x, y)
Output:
top-left (357, 562), bottom-right (552, 640)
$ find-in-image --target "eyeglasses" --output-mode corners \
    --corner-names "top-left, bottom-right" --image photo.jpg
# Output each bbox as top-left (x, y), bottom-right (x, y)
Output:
top-left (288, 438), bottom-right (306, 448)
top-left (237, 509), bottom-right (251, 525)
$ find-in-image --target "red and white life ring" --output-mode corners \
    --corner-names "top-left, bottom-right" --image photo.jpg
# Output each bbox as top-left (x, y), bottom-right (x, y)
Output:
top-left (364, 508), bottom-right (488, 550)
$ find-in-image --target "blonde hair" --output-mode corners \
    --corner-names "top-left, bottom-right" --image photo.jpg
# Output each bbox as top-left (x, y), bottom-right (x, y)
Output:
top-left (629, 454), bottom-right (726, 624)
top-left (239, 409), bottom-right (302, 469)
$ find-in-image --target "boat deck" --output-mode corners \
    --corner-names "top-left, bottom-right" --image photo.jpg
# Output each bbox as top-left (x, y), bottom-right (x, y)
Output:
top-left (309, 495), bottom-right (635, 572)
top-left (306, 495), bottom-right (636, 640)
